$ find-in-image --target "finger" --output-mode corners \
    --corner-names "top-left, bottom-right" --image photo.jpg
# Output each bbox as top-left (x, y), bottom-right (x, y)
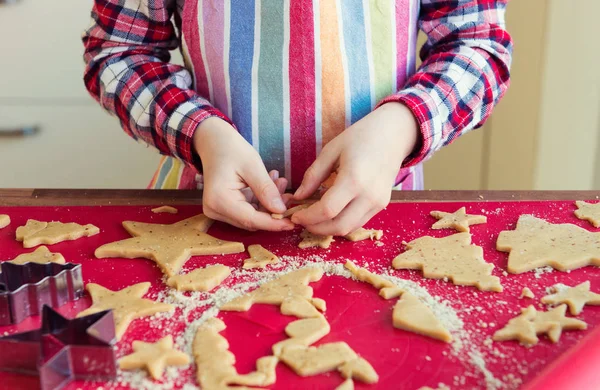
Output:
top-left (291, 173), bottom-right (355, 226)
top-left (243, 165), bottom-right (287, 213)
top-left (303, 197), bottom-right (378, 236)
top-left (275, 177), bottom-right (288, 194)
top-left (294, 143), bottom-right (339, 200)
top-left (219, 191), bottom-right (294, 231)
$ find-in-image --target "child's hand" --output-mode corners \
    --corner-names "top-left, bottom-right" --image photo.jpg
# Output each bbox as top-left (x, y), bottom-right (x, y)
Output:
top-left (292, 102), bottom-right (419, 235)
top-left (194, 118), bottom-right (295, 231)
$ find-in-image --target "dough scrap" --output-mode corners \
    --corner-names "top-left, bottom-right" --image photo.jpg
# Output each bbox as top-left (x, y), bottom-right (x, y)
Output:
top-left (379, 287), bottom-right (404, 300)
top-left (344, 260), bottom-right (394, 290)
top-left (336, 379), bottom-right (354, 390)
top-left (344, 228), bottom-right (383, 242)
top-left (393, 233), bottom-right (502, 292)
top-left (493, 304), bottom-right (586, 345)
top-left (392, 292), bottom-right (452, 343)
top-left (311, 298), bottom-right (327, 312)
top-left (279, 342), bottom-right (357, 377)
top-left (0, 215), bottom-right (10, 229)
top-left (8, 246), bottom-right (65, 265)
top-left (76, 282), bottom-right (174, 340)
top-left (298, 230), bottom-right (334, 249)
top-left (430, 207), bottom-right (487, 233)
top-left (166, 265), bottom-right (231, 292)
top-left (95, 214), bottom-right (244, 277)
top-left (151, 205), bottom-right (178, 214)
top-left (221, 267), bottom-right (324, 312)
top-left (271, 203), bottom-right (312, 220)
top-left (281, 296), bottom-right (322, 318)
top-left (520, 287), bottom-right (535, 299)
top-left (119, 335), bottom-right (189, 380)
top-left (243, 244), bottom-right (279, 269)
top-left (272, 316), bottom-right (331, 356)
top-left (16, 220), bottom-right (99, 248)
top-left (338, 357), bottom-right (379, 384)
top-left (193, 318), bottom-right (277, 389)
top-left (574, 201), bottom-right (600, 227)
top-left (541, 281), bottom-right (600, 315)
top-left (496, 215), bottom-right (600, 274)
top-left (419, 384), bottom-right (450, 390)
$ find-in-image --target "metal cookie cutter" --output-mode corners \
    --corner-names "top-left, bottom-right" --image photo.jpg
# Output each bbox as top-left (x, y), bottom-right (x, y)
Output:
top-left (0, 262), bottom-right (84, 326)
top-left (0, 305), bottom-right (117, 390)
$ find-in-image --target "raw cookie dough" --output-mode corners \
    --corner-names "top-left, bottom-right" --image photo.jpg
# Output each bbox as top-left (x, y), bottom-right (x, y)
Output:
top-left (271, 203), bottom-right (313, 220)
top-left (493, 304), bottom-right (586, 345)
top-left (344, 228), bottom-right (383, 242)
top-left (280, 342), bottom-right (357, 376)
top-left (430, 207), bottom-right (487, 233)
top-left (119, 335), bottom-right (189, 380)
top-left (193, 318), bottom-right (277, 389)
top-left (393, 233), bottom-right (502, 292)
top-left (16, 220), bottom-right (99, 248)
top-left (166, 264), bottom-right (231, 292)
top-left (338, 357), bottom-right (379, 384)
top-left (95, 214), bottom-right (244, 277)
top-left (393, 293), bottom-right (452, 343)
top-left (221, 267), bottom-right (324, 312)
top-left (8, 246), bottom-right (65, 265)
top-left (151, 206), bottom-right (178, 214)
top-left (272, 316), bottom-right (331, 357)
top-left (76, 282), bottom-right (174, 340)
top-left (419, 384), bottom-right (450, 390)
top-left (541, 281), bottom-right (600, 315)
top-left (243, 244), bottom-right (279, 269)
top-left (344, 261), bottom-right (404, 299)
top-left (520, 287), bottom-right (534, 299)
top-left (298, 230), bottom-right (334, 249)
top-left (0, 215), bottom-right (10, 229)
top-left (574, 201), bottom-right (600, 227)
top-left (281, 296), bottom-right (322, 318)
top-left (336, 379), bottom-right (354, 390)
top-left (497, 215), bottom-right (600, 274)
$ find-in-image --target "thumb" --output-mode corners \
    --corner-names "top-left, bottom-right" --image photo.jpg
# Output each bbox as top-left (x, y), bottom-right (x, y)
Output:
top-left (243, 164), bottom-right (287, 213)
top-left (294, 143), bottom-right (339, 200)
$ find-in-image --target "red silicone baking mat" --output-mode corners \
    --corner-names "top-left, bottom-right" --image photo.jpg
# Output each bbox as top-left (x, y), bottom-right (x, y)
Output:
top-left (0, 200), bottom-right (599, 390)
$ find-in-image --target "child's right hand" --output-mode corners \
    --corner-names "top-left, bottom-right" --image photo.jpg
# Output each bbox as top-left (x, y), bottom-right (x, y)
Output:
top-left (194, 117), bottom-right (295, 231)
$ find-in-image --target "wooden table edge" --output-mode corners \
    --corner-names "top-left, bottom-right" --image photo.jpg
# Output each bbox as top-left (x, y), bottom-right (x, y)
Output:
top-left (0, 189), bottom-right (599, 206)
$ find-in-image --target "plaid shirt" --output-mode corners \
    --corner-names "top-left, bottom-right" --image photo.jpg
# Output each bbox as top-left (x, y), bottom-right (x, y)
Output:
top-left (83, 0), bottom-right (512, 189)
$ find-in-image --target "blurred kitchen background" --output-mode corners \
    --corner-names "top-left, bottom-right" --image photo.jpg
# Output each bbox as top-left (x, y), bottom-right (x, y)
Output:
top-left (0, 0), bottom-right (598, 190)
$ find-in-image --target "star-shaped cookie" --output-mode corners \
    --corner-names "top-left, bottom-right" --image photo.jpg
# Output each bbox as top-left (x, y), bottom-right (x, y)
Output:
top-left (76, 282), bottom-right (174, 340)
top-left (493, 305), bottom-right (586, 345)
top-left (430, 207), bottom-right (487, 233)
top-left (541, 281), bottom-right (600, 315)
top-left (119, 335), bottom-right (190, 379)
top-left (95, 214), bottom-right (244, 277)
top-left (574, 201), bottom-right (600, 227)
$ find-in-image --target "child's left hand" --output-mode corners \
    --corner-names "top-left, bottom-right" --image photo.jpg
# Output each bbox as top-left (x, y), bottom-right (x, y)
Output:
top-left (292, 102), bottom-right (419, 236)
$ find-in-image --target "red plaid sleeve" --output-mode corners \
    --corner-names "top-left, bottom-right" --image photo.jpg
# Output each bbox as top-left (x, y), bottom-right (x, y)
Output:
top-left (378, 0), bottom-right (513, 167)
top-left (83, 0), bottom-right (231, 168)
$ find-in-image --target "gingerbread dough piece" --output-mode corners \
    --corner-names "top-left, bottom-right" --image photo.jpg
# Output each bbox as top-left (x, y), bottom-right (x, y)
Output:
top-left (273, 316), bottom-right (331, 356)
top-left (344, 228), bottom-right (383, 242)
top-left (493, 304), bottom-right (586, 345)
top-left (393, 292), bottom-right (452, 343)
top-left (9, 246), bottom-right (65, 265)
top-left (344, 260), bottom-right (394, 289)
top-left (76, 282), bottom-right (174, 340)
top-left (221, 267), bottom-right (324, 312)
top-left (95, 214), bottom-right (244, 277)
top-left (151, 206), bottom-right (178, 214)
top-left (16, 220), bottom-right (99, 248)
top-left (311, 298), bottom-right (327, 312)
top-left (338, 357), bottom-right (379, 384)
top-left (166, 264), bottom-right (231, 292)
top-left (520, 287), bottom-right (535, 299)
top-left (193, 318), bottom-right (278, 389)
top-left (574, 201), bottom-right (600, 227)
top-left (336, 379), bottom-right (354, 390)
top-left (393, 233), bottom-right (502, 292)
top-left (298, 230), bottom-right (334, 249)
top-left (243, 244), bottom-right (279, 269)
top-left (271, 203), bottom-right (312, 220)
top-left (430, 207), bottom-right (487, 233)
top-left (281, 296), bottom-right (322, 318)
top-left (119, 335), bottom-right (189, 380)
top-left (379, 287), bottom-right (404, 300)
top-left (279, 342), bottom-right (358, 377)
top-left (541, 281), bottom-right (600, 315)
top-left (0, 215), bottom-right (10, 229)
top-left (497, 215), bottom-right (600, 274)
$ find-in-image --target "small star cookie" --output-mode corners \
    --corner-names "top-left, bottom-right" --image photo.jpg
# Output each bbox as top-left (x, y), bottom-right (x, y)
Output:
top-left (493, 305), bottom-right (586, 345)
top-left (541, 281), bottom-right (600, 315)
top-left (243, 244), bottom-right (279, 269)
top-left (0, 215), bottom-right (10, 229)
top-left (77, 282), bottom-right (174, 340)
top-left (574, 201), bottom-right (600, 227)
top-left (119, 335), bottom-right (190, 380)
top-left (430, 207), bottom-right (487, 233)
